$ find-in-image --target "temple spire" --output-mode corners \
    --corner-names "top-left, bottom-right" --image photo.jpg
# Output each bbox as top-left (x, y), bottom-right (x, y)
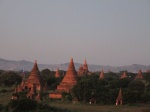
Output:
top-left (99, 70), bottom-right (104, 79)
top-left (55, 68), bottom-right (60, 78)
top-left (120, 71), bottom-right (127, 79)
top-left (116, 88), bottom-right (123, 105)
top-left (135, 69), bottom-right (144, 80)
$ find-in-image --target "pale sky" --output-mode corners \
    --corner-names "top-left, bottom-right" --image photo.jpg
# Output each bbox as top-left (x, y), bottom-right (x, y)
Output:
top-left (0, 0), bottom-right (150, 66)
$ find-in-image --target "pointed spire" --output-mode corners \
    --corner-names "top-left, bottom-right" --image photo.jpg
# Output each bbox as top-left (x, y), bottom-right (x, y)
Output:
top-left (57, 58), bottom-right (77, 92)
top-left (62, 58), bottom-right (77, 83)
top-left (31, 60), bottom-right (39, 73)
top-left (99, 70), bottom-right (104, 79)
top-left (120, 71), bottom-right (127, 79)
top-left (135, 69), bottom-right (144, 80)
top-left (116, 88), bottom-right (123, 105)
top-left (83, 58), bottom-right (89, 72)
top-left (70, 58), bottom-right (73, 62)
top-left (55, 68), bottom-right (60, 78)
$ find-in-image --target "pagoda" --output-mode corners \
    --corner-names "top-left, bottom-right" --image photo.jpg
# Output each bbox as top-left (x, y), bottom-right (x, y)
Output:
top-left (134, 69), bottom-right (144, 80)
top-left (49, 58), bottom-right (77, 98)
top-left (55, 68), bottom-right (60, 78)
top-left (12, 60), bottom-right (45, 101)
top-left (77, 64), bottom-right (84, 76)
top-left (78, 59), bottom-right (89, 76)
top-left (116, 88), bottom-right (123, 105)
top-left (83, 59), bottom-right (89, 73)
top-left (120, 71), bottom-right (127, 79)
top-left (99, 70), bottom-right (104, 79)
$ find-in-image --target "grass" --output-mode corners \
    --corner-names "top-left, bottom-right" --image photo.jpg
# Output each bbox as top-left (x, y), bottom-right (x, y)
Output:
top-left (0, 91), bottom-right (150, 112)
top-left (49, 103), bottom-right (150, 112)
top-left (0, 92), bottom-right (12, 105)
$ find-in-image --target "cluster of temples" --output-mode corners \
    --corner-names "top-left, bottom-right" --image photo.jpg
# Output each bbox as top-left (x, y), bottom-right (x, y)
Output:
top-left (11, 58), bottom-right (147, 105)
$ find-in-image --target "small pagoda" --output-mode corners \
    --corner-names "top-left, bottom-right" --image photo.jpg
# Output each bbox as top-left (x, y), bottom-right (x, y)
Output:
top-left (120, 71), bottom-right (127, 79)
top-left (55, 68), bottom-right (60, 78)
top-left (134, 69), bottom-right (144, 80)
top-left (116, 88), bottom-right (123, 105)
top-left (78, 59), bottom-right (89, 76)
top-left (12, 60), bottom-right (45, 101)
top-left (49, 58), bottom-right (77, 99)
top-left (99, 70), bottom-right (104, 79)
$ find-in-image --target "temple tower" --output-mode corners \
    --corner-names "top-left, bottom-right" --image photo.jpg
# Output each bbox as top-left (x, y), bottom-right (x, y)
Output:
top-left (99, 70), bottom-right (104, 79)
top-left (56, 58), bottom-right (77, 93)
top-left (83, 59), bottom-right (89, 72)
top-left (13, 60), bottom-right (45, 101)
top-left (120, 71), bottom-right (127, 79)
top-left (55, 68), bottom-right (60, 78)
top-left (135, 69), bottom-right (144, 80)
top-left (116, 88), bottom-right (123, 105)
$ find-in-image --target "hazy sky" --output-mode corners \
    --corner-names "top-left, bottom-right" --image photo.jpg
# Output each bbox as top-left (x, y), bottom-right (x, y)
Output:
top-left (0, 0), bottom-right (150, 66)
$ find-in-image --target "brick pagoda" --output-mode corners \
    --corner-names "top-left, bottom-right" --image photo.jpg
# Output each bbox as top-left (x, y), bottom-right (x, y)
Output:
top-left (116, 88), bottom-right (123, 105)
top-left (55, 68), bottom-right (60, 78)
top-left (49, 58), bottom-right (77, 98)
top-left (99, 70), bottom-right (104, 79)
top-left (12, 60), bottom-right (45, 101)
top-left (120, 71), bottom-right (127, 79)
top-left (135, 69), bottom-right (144, 80)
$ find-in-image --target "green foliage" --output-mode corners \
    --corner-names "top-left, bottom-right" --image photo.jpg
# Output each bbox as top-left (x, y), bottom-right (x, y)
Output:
top-left (128, 80), bottom-right (145, 93)
top-left (0, 71), bottom-right (22, 87)
top-left (7, 99), bottom-right (37, 112)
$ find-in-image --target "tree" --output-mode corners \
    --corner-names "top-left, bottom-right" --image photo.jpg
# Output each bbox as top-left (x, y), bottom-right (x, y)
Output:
top-left (7, 99), bottom-right (37, 112)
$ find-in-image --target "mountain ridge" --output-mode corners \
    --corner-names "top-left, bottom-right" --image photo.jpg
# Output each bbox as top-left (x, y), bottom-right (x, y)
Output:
top-left (0, 58), bottom-right (149, 73)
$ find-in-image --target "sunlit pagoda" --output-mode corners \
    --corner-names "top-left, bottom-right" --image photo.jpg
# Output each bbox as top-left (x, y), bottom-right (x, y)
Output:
top-left (134, 69), bottom-right (144, 80)
top-left (99, 70), bottom-right (104, 79)
top-left (120, 71), bottom-right (127, 79)
top-left (49, 58), bottom-right (77, 99)
top-left (12, 60), bottom-right (46, 101)
top-left (78, 59), bottom-right (90, 76)
top-left (116, 88), bottom-right (123, 105)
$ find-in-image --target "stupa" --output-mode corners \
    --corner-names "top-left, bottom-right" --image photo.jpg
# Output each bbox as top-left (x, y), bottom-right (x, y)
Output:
top-left (83, 59), bottom-right (89, 73)
top-left (78, 59), bottom-right (89, 76)
top-left (116, 88), bottom-right (123, 105)
top-left (55, 68), bottom-right (60, 78)
top-left (78, 64), bottom-right (84, 76)
top-left (12, 60), bottom-right (45, 101)
top-left (49, 58), bottom-right (77, 98)
top-left (99, 70), bottom-right (104, 79)
top-left (135, 69), bottom-right (144, 80)
top-left (120, 71), bottom-right (127, 79)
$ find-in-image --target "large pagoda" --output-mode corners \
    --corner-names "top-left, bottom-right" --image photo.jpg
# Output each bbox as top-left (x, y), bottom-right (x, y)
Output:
top-left (49, 58), bottom-right (77, 98)
top-left (12, 60), bottom-right (45, 101)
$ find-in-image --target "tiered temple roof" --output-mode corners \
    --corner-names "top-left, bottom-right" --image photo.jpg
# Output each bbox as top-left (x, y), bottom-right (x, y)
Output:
top-left (83, 59), bottom-right (89, 72)
top-left (56, 58), bottom-right (77, 93)
top-left (135, 69), bottom-right (144, 80)
top-left (55, 68), bottom-right (60, 78)
top-left (12, 60), bottom-right (45, 101)
top-left (78, 59), bottom-right (89, 76)
top-left (116, 88), bottom-right (123, 105)
top-left (50, 58), bottom-right (77, 99)
top-left (99, 70), bottom-right (104, 79)
top-left (120, 71), bottom-right (127, 79)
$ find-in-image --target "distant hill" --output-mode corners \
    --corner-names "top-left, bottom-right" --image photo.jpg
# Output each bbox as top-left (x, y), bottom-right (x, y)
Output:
top-left (0, 58), bottom-right (149, 73)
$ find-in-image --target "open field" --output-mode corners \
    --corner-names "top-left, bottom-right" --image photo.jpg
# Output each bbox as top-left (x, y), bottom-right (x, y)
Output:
top-left (0, 92), bottom-right (150, 112)
top-left (50, 103), bottom-right (150, 112)
top-left (0, 92), bottom-right (12, 105)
